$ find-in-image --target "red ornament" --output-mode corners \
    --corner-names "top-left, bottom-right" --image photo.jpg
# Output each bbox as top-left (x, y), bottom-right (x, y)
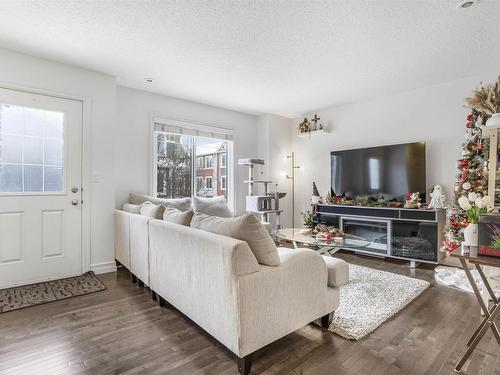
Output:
top-left (459, 159), bottom-right (469, 168)
top-left (467, 114), bottom-right (474, 122)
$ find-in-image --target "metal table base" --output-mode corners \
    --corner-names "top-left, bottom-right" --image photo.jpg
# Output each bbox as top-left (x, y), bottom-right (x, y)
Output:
top-left (455, 258), bottom-right (500, 372)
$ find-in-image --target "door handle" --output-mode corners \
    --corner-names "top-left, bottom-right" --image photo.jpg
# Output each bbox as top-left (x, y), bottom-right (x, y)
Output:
top-left (71, 187), bottom-right (79, 193)
top-left (71, 199), bottom-right (79, 206)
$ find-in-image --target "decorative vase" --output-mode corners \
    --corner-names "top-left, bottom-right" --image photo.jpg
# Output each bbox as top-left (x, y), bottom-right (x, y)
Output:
top-left (486, 113), bottom-right (500, 128)
top-left (463, 223), bottom-right (479, 246)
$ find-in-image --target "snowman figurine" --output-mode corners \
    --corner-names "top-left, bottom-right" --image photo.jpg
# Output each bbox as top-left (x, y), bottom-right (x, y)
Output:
top-left (429, 185), bottom-right (446, 209)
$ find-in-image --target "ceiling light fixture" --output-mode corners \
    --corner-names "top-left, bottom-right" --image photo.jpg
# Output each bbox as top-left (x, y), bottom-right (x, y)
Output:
top-left (145, 78), bottom-right (153, 83)
top-left (457, 0), bottom-right (479, 9)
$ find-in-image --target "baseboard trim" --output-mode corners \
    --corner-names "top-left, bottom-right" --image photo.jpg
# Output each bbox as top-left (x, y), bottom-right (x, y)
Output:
top-left (90, 261), bottom-right (117, 275)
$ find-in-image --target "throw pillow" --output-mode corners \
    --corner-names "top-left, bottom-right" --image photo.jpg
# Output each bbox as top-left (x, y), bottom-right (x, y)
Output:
top-left (129, 193), bottom-right (192, 212)
top-left (139, 201), bottom-right (163, 219)
top-left (191, 212), bottom-right (280, 266)
top-left (122, 203), bottom-right (141, 214)
top-left (192, 196), bottom-right (232, 218)
top-left (163, 205), bottom-right (194, 226)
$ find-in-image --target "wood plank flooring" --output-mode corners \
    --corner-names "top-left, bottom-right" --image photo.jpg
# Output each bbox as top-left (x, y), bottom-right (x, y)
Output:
top-left (0, 252), bottom-right (499, 374)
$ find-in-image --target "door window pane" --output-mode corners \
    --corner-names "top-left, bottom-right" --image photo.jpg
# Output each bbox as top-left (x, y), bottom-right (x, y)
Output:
top-left (0, 134), bottom-right (23, 163)
top-left (0, 103), bottom-right (65, 193)
top-left (44, 167), bottom-right (63, 192)
top-left (44, 138), bottom-right (63, 166)
top-left (0, 164), bottom-right (22, 192)
top-left (23, 136), bottom-right (43, 165)
top-left (24, 165), bottom-right (43, 192)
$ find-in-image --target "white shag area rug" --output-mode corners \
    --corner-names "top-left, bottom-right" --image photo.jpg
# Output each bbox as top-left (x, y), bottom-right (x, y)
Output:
top-left (328, 264), bottom-right (430, 340)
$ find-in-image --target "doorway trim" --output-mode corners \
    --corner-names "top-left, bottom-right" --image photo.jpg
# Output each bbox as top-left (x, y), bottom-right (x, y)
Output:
top-left (0, 81), bottom-right (91, 275)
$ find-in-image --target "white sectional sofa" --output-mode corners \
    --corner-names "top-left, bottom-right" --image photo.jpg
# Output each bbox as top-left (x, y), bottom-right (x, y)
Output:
top-left (114, 193), bottom-right (349, 375)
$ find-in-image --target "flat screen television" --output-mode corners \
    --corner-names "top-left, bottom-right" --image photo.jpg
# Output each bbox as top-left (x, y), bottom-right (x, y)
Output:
top-left (331, 141), bottom-right (426, 202)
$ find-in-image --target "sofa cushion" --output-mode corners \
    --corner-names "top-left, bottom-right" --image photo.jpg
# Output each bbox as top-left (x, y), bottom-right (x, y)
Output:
top-left (139, 201), bottom-right (163, 219)
top-left (163, 204), bottom-right (194, 226)
top-left (191, 212), bottom-right (280, 266)
top-left (322, 256), bottom-right (349, 287)
top-left (192, 196), bottom-right (232, 218)
top-left (122, 202), bottom-right (141, 214)
top-left (129, 193), bottom-right (192, 212)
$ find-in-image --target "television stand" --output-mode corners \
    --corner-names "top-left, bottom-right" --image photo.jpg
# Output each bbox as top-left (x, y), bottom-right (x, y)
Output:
top-left (315, 204), bottom-right (446, 265)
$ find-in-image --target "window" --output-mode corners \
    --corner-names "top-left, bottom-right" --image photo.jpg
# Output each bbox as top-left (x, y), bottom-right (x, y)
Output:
top-left (369, 158), bottom-right (380, 190)
top-left (197, 157), bottom-right (203, 168)
top-left (205, 155), bottom-right (213, 169)
top-left (155, 133), bottom-right (192, 199)
top-left (220, 153), bottom-right (227, 168)
top-left (0, 104), bottom-right (64, 193)
top-left (153, 119), bottom-right (233, 203)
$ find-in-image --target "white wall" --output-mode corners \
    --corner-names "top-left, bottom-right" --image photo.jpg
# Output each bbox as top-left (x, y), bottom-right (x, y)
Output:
top-left (256, 114), bottom-right (294, 228)
top-left (115, 86), bottom-right (260, 215)
top-left (0, 48), bottom-right (117, 273)
top-left (291, 72), bottom-right (499, 226)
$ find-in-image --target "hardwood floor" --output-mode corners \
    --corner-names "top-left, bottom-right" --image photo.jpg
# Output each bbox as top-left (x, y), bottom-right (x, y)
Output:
top-left (0, 252), bottom-right (498, 374)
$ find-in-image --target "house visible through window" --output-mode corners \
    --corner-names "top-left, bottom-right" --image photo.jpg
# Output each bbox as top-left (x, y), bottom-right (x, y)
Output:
top-left (154, 123), bottom-right (232, 202)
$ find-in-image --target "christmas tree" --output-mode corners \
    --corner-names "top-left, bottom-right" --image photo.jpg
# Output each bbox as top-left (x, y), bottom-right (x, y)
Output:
top-left (444, 110), bottom-right (488, 251)
top-left (444, 76), bottom-right (500, 252)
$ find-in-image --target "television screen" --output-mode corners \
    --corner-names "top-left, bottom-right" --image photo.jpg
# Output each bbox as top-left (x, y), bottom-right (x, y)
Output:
top-left (331, 141), bottom-right (426, 202)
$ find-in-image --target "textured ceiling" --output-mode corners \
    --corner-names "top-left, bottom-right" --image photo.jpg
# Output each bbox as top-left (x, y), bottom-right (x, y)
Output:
top-left (0, 1), bottom-right (499, 117)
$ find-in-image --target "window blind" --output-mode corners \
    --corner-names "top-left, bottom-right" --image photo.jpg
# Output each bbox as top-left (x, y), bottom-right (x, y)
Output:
top-left (153, 116), bottom-right (234, 141)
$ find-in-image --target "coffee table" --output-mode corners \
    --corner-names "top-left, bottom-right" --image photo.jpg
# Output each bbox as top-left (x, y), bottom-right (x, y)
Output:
top-left (274, 228), bottom-right (370, 256)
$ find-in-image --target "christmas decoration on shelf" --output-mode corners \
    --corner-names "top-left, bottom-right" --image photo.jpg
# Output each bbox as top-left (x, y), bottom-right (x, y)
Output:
top-left (404, 192), bottom-right (421, 209)
top-left (297, 117), bottom-right (311, 133)
top-left (444, 108), bottom-right (489, 252)
top-left (465, 75), bottom-right (500, 125)
top-left (298, 114), bottom-right (324, 134)
top-left (324, 189), bottom-right (403, 208)
top-left (428, 185), bottom-right (446, 209)
top-left (311, 181), bottom-right (322, 205)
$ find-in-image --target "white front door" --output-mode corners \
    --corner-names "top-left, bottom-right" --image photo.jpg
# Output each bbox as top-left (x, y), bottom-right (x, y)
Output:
top-left (0, 88), bottom-right (83, 288)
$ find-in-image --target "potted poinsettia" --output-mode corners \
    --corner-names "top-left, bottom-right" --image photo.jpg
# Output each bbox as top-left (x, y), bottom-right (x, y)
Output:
top-left (457, 192), bottom-right (492, 246)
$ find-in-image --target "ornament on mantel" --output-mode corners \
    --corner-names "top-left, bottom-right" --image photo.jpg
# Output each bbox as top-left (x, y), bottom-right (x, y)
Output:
top-left (404, 192), bottom-right (421, 209)
top-left (311, 182), bottom-right (322, 205)
top-left (428, 185), bottom-right (446, 209)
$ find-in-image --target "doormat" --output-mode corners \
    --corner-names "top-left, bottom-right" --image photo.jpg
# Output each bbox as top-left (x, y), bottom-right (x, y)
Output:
top-left (0, 272), bottom-right (107, 313)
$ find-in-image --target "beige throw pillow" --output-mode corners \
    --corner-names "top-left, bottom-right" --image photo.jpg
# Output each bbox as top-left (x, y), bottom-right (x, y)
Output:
top-left (191, 212), bottom-right (280, 266)
top-left (129, 193), bottom-right (192, 212)
top-left (122, 203), bottom-right (141, 214)
top-left (163, 205), bottom-right (194, 226)
top-left (192, 196), bottom-right (232, 218)
top-left (139, 201), bottom-right (163, 219)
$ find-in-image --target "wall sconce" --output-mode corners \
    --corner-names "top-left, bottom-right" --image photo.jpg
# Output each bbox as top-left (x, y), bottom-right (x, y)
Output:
top-left (286, 152), bottom-right (300, 228)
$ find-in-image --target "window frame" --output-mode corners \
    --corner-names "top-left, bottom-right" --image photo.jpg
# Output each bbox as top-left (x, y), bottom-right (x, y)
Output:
top-left (0, 103), bottom-right (67, 196)
top-left (150, 115), bottom-right (234, 210)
